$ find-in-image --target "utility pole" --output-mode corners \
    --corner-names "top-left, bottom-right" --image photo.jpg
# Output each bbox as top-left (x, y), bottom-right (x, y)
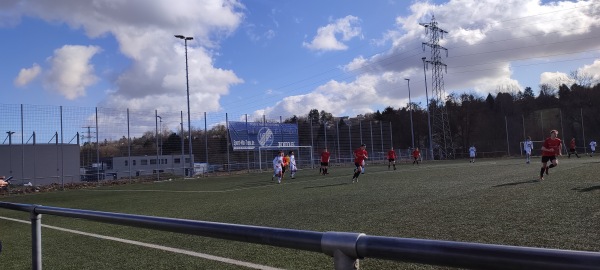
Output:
top-left (81, 126), bottom-right (96, 167)
top-left (405, 78), bottom-right (415, 148)
top-left (421, 15), bottom-right (454, 159)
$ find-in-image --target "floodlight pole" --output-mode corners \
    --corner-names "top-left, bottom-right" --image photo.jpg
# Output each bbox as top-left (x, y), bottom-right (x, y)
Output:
top-left (175, 35), bottom-right (194, 176)
top-left (6, 131), bottom-right (15, 174)
top-left (157, 115), bottom-right (162, 156)
top-left (406, 78), bottom-right (415, 148)
top-left (422, 57), bottom-right (434, 160)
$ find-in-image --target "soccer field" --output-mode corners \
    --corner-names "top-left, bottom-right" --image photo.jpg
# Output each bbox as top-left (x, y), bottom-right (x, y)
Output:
top-left (1, 157), bottom-right (599, 269)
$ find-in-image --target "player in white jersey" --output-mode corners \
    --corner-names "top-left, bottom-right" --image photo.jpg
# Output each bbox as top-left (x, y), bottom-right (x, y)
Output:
top-left (272, 151), bottom-right (284, 183)
top-left (590, 140), bottom-right (597, 157)
top-left (469, 145), bottom-right (476, 163)
top-left (524, 136), bottom-right (534, 164)
top-left (288, 151), bottom-right (297, 179)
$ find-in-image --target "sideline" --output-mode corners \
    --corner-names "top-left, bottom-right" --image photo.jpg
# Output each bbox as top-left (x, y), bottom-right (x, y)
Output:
top-left (0, 216), bottom-right (284, 270)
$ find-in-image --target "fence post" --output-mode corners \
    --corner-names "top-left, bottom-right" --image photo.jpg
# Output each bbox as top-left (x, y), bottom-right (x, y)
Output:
top-left (31, 209), bottom-right (42, 270)
top-left (322, 232), bottom-right (363, 270)
top-left (226, 113), bottom-right (230, 173)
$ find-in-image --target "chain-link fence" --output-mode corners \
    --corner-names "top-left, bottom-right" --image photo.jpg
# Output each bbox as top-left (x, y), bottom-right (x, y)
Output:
top-left (0, 104), bottom-right (395, 186)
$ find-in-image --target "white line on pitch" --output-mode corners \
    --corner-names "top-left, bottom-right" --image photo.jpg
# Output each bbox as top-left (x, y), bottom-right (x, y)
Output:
top-left (0, 216), bottom-right (284, 270)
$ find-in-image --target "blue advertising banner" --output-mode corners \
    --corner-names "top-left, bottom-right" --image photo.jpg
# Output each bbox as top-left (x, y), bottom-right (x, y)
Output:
top-left (228, 122), bottom-right (299, 151)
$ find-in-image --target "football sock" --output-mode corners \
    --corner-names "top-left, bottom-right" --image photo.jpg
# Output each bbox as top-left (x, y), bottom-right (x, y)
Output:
top-left (549, 164), bottom-right (556, 169)
top-left (540, 168), bottom-right (545, 177)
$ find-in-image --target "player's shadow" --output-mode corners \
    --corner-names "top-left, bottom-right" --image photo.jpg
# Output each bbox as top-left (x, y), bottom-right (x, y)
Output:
top-left (304, 183), bottom-right (349, 189)
top-left (233, 180), bottom-right (277, 188)
top-left (493, 180), bottom-right (539, 187)
top-left (571, 185), bottom-right (600, 192)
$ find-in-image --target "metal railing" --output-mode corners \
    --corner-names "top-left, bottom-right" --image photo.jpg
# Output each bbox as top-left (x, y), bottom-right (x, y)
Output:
top-left (1, 202), bottom-right (599, 270)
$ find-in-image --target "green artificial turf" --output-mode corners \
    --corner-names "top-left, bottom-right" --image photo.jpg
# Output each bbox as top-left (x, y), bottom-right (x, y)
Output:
top-left (1, 157), bottom-right (598, 269)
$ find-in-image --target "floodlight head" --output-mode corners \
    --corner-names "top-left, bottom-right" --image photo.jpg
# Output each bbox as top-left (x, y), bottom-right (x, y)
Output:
top-left (185, 37), bottom-right (193, 40)
top-left (422, 57), bottom-right (426, 60)
top-left (405, 78), bottom-right (409, 81)
top-left (174, 35), bottom-right (184, 39)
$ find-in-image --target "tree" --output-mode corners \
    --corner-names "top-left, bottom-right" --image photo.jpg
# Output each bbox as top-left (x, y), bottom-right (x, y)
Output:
top-left (569, 70), bottom-right (595, 88)
top-left (485, 93), bottom-right (495, 110)
top-left (284, 115), bottom-right (298, 123)
top-left (308, 109), bottom-right (320, 124)
top-left (319, 110), bottom-right (333, 124)
top-left (523, 87), bottom-right (534, 99)
top-left (539, 84), bottom-right (556, 98)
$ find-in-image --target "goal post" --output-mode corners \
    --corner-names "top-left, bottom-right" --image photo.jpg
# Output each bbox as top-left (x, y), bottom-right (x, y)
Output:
top-left (258, 146), bottom-right (313, 171)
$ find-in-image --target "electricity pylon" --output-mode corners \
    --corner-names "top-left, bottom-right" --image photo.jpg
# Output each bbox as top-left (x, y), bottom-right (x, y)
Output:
top-left (421, 15), bottom-right (454, 159)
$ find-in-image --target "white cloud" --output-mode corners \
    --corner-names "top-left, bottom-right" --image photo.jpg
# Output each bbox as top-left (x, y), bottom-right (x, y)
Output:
top-left (303, 15), bottom-right (362, 51)
top-left (44, 45), bottom-right (101, 100)
top-left (6, 0), bottom-right (245, 113)
top-left (577, 59), bottom-right (600, 85)
top-left (257, 0), bottom-right (600, 118)
top-left (14, 63), bottom-right (41, 87)
top-left (540, 72), bottom-right (574, 88)
top-left (257, 74), bottom-right (404, 119)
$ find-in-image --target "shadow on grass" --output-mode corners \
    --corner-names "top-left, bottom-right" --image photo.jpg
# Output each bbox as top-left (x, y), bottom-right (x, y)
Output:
top-left (493, 179), bottom-right (539, 187)
top-left (304, 183), bottom-right (350, 189)
top-left (233, 180), bottom-right (279, 188)
top-left (571, 185), bottom-right (600, 192)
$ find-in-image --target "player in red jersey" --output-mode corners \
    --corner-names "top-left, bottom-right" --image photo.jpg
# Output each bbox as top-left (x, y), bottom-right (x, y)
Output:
top-left (412, 147), bottom-right (421, 165)
top-left (320, 148), bottom-right (331, 175)
top-left (281, 153), bottom-right (290, 180)
top-left (568, 137), bottom-right (580, 158)
top-left (540, 130), bottom-right (562, 181)
top-left (387, 147), bottom-right (397, 170)
top-left (351, 144), bottom-right (368, 183)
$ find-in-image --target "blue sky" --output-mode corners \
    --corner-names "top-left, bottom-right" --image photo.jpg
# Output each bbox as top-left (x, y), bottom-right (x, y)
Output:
top-left (2, 0), bottom-right (600, 122)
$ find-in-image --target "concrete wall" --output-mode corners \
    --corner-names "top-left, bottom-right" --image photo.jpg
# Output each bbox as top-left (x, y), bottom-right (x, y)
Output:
top-left (0, 144), bottom-right (80, 186)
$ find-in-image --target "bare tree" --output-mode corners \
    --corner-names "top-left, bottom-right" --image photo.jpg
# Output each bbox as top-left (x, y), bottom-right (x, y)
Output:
top-left (539, 84), bottom-right (556, 97)
top-left (569, 70), bottom-right (594, 88)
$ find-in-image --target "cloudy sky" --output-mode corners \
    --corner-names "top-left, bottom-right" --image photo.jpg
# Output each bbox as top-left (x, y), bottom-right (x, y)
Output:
top-left (2, 0), bottom-right (600, 121)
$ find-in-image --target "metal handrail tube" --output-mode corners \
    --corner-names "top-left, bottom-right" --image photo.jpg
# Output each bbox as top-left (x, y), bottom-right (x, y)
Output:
top-left (2, 202), bottom-right (600, 269)
top-left (356, 235), bottom-right (600, 270)
top-left (0, 202), bottom-right (36, 212)
top-left (31, 204), bottom-right (324, 253)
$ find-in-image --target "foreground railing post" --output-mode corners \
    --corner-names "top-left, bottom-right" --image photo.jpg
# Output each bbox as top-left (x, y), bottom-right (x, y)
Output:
top-left (31, 208), bottom-right (42, 270)
top-left (322, 232), bottom-right (364, 270)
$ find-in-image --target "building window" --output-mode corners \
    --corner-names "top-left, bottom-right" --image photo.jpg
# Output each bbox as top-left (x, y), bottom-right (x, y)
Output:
top-left (124, 160), bottom-right (128, 166)
top-left (141, 159), bottom-right (148, 165)
top-left (150, 159), bottom-right (157, 165)
top-left (133, 160), bottom-right (137, 166)
top-left (174, 158), bottom-right (181, 164)
top-left (163, 159), bottom-right (168, 164)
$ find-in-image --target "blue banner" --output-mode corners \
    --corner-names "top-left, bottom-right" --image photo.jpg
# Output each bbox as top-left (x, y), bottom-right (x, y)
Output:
top-left (228, 122), bottom-right (298, 151)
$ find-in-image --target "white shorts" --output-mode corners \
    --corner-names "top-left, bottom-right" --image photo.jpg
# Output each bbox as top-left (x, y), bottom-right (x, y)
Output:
top-left (470, 153), bottom-right (475, 158)
top-left (525, 149), bottom-right (532, 155)
top-left (273, 167), bottom-right (282, 175)
top-left (290, 163), bottom-right (297, 172)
